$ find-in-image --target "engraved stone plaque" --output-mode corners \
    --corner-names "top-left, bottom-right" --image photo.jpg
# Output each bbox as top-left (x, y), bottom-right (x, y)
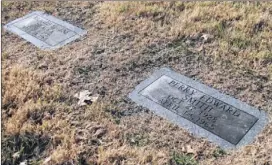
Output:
top-left (129, 68), bottom-right (268, 149)
top-left (4, 11), bottom-right (87, 50)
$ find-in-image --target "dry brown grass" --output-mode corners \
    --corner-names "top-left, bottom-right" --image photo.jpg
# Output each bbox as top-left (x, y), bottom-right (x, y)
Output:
top-left (1, 66), bottom-right (174, 164)
top-left (1, 65), bottom-right (76, 164)
top-left (99, 2), bottom-right (272, 68)
top-left (2, 2), bottom-right (272, 165)
top-left (2, 65), bottom-right (63, 134)
top-left (202, 123), bottom-right (272, 165)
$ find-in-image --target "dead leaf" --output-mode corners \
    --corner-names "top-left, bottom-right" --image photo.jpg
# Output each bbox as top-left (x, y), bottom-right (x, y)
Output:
top-left (90, 96), bottom-right (99, 102)
top-left (43, 156), bottom-right (51, 164)
top-left (93, 128), bottom-right (107, 138)
top-left (186, 145), bottom-right (195, 154)
top-left (19, 161), bottom-right (27, 165)
top-left (201, 33), bottom-right (213, 43)
top-left (12, 151), bottom-right (20, 159)
top-left (74, 90), bottom-right (99, 106)
top-left (182, 145), bottom-right (195, 154)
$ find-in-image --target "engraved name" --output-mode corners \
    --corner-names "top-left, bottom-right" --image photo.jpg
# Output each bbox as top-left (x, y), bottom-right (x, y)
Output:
top-left (157, 80), bottom-right (242, 131)
top-left (168, 80), bottom-right (241, 117)
top-left (20, 16), bottom-right (72, 43)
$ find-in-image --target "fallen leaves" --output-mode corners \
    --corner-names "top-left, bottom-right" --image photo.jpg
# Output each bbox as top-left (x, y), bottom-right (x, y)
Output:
top-left (12, 151), bottom-right (20, 159)
top-left (93, 128), bottom-right (107, 138)
top-left (74, 90), bottom-right (99, 106)
top-left (201, 33), bottom-right (213, 43)
top-left (182, 145), bottom-right (196, 154)
top-left (43, 156), bottom-right (51, 164)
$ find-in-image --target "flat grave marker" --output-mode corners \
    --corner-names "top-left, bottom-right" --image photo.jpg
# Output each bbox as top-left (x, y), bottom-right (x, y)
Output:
top-left (129, 68), bottom-right (268, 149)
top-left (4, 11), bottom-right (87, 50)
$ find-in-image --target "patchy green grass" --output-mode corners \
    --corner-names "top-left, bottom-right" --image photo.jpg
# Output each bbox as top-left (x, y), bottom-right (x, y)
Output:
top-left (212, 148), bottom-right (227, 159)
top-left (171, 152), bottom-right (198, 165)
top-left (126, 133), bottom-right (150, 147)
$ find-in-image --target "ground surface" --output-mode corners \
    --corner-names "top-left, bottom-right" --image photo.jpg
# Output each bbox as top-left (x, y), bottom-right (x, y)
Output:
top-left (1, 2), bottom-right (272, 165)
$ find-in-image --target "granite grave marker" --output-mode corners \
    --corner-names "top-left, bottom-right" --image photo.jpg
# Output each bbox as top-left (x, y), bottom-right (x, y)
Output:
top-left (129, 68), bottom-right (268, 149)
top-left (4, 11), bottom-right (87, 50)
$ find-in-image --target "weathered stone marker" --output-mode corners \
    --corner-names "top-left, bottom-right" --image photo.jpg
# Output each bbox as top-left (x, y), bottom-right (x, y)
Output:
top-left (4, 11), bottom-right (87, 50)
top-left (129, 68), bottom-right (268, 149)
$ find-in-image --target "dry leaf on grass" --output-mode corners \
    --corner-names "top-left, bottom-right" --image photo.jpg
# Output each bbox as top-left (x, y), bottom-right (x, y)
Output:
top-left (74, 90), bottom-right (99, 106)
top-left (93, 128), bottom-right (107, 138)
top-left (201, 33), bottom-right (213, 43)
top-left (19, 161), bottom-right (27, 165)
top-left (182, 145), bottom-right (196, 154)
top-left (43, 156), bottom-right (51, 164)
top-left (12, 151), bottom-right (20, 159)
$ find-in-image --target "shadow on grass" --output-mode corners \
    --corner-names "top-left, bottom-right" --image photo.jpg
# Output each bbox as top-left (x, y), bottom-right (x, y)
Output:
top-left (1, 132), bottom-right (50, 165)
